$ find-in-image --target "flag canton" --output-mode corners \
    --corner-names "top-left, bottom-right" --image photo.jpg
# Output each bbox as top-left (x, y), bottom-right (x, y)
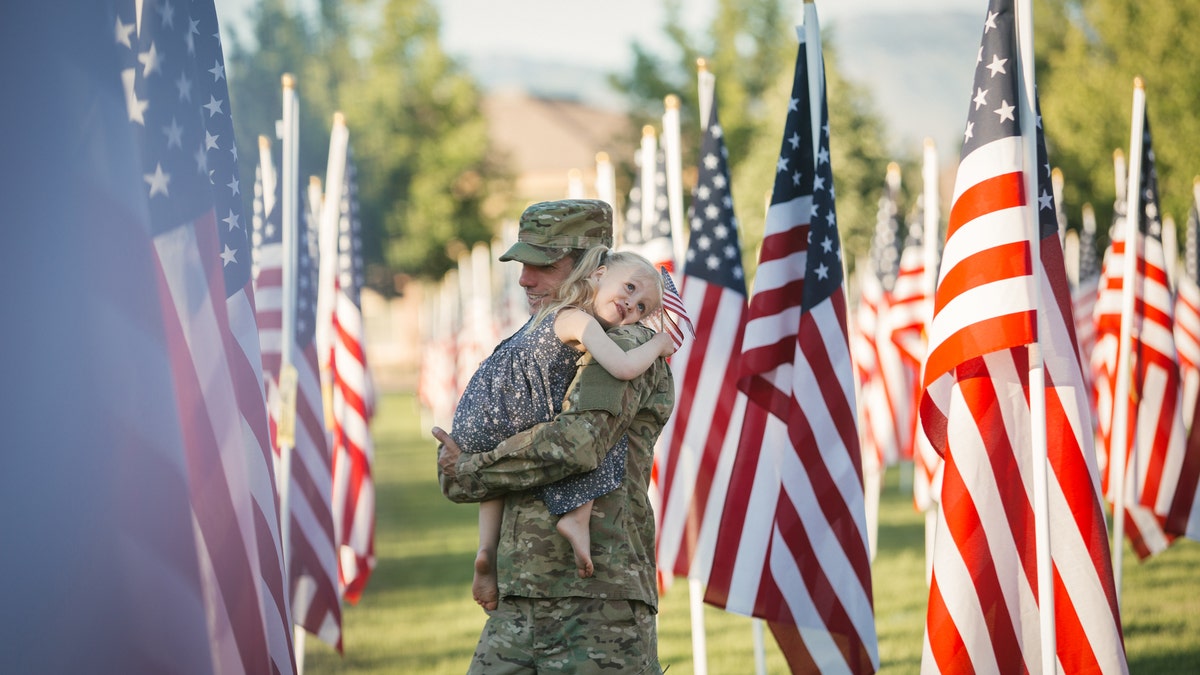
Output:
top-left (623, 150), bottom-right (671, 247)
top-left (121, 1), bottom-right (214, 232)
top-left (684, 94), bottom-right (746, 296)
top-left (194, 2), bottom-right (251, 300)
top-left (870, 179), bottom-right (903, 290)
top-left (1033, 96), bottom-right (1060, 242)
top-left (297, 198), bottom-right (318, 347)
top-left (804, 89), bottom-right (843, 310)
top-left (1138, 114), bottom-right (1164, 242)
top-left (960, 4), bottom-right (1020, 158)
top-left (337, 150), bottom-right (366, 306)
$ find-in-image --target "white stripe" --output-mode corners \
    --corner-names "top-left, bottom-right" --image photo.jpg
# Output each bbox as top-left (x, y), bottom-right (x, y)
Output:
top-left (723, 413), bottom-right (786, 616)
top-left (951, 136), bottom-right (1023, 203)
top-left (768, 525), bottom-right (853, 675)
top-left (927, 275), bottom-right (1035, 351)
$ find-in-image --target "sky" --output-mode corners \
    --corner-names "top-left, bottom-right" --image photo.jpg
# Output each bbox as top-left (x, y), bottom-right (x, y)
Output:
top-left (212, 0), bottom-right (989, 155)
top-left (214, 0), bottom-right (986, 69)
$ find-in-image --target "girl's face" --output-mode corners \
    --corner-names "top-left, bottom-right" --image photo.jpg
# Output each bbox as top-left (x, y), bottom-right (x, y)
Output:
top-left (589, 264), bottom-right (656, 329)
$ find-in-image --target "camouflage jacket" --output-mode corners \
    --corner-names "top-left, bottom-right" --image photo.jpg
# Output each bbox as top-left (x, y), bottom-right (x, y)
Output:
top-left (440, 324), bottom-right (674, 609)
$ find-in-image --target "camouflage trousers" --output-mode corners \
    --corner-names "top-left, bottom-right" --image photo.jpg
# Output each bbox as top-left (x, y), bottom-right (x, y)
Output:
top-left (467, 596), bottom-right (662, 674)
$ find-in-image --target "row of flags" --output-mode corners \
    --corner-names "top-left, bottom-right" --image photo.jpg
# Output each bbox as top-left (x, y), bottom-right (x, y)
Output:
top-left (418, 1), bottom-right (1200, 674)
top-left (5, 1), bottom-right (379, 671)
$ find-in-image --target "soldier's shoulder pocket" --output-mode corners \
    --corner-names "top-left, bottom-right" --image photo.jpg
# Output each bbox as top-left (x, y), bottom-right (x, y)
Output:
top-left (575, 362), bottom-right (623, 416)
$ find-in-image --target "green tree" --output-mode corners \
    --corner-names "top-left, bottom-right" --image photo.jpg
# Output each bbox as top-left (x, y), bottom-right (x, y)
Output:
top-left (1036, 0), bottom-right (1200, 249)
top-left (612, 1), bottom-right (899, 284)
top-left (226, 0), bottom-right (508, 288)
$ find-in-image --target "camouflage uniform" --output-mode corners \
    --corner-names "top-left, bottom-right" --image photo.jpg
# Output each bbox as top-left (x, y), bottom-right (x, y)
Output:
top-left (441, 324), bottom-right (674, 674)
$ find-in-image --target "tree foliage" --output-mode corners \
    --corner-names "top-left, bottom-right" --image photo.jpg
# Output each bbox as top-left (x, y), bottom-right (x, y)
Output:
top-left (1036, 0), bottom-right (1200, 248)
top-left (610, 0), bottom-right (900, 283)
top-left (226, 0), bottom-right (508, 289)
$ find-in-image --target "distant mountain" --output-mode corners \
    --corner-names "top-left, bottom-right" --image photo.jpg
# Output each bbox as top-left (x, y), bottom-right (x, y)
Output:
top-left (460, 10), bottom-right (982, 161)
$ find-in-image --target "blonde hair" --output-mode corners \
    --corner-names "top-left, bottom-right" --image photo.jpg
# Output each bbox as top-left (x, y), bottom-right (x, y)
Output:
top-left (534, 247), bottom-right (665, 327)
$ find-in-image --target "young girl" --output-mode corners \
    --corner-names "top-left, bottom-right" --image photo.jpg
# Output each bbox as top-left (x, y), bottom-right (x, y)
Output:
top-left (449, 247), bottom-right (675, 610)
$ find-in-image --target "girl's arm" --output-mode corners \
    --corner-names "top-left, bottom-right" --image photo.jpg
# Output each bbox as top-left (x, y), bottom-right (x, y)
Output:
top-left (556, 309), bottom-right (675, 380)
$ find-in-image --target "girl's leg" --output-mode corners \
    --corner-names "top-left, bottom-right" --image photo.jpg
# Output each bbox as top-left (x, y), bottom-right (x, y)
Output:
top-left (555, 501), bottom-right (595, 578)
top-left (474, 498), bottom-right (503, 611)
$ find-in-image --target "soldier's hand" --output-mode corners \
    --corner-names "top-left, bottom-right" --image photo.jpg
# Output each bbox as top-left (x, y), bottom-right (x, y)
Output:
top-left (432, 426), bottom-right (461, 480)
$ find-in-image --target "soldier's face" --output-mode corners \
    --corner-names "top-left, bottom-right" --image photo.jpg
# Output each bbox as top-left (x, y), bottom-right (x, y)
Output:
top-left (518, 258), bottom-right (573, 313)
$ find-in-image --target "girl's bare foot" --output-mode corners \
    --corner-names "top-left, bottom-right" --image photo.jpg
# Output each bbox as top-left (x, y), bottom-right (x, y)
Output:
top-left (473, 549), bottom-right (498, 612)
top-left (555, 518), bottom-right (594, 578)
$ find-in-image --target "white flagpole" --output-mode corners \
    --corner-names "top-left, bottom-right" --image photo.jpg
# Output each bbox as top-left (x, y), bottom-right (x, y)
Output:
top-left (279, 73), bottom-right (305, 669)
top-left (1014, 2), bottom-right (1056, 670)
top-left (752, 618), bottom-right (768, 675)
top-left (640, 124), bottom-right (658, 246)
top-left (1112, 77), bottom-right (1147, 605)
top-left (921, 138), bottom-right (940, 584)
top-left (663, 94), bottom-right (687, 270)
top-left (697, 59), bottom-right (714, 129)
top-left (317, 112), bottom-right (350, 421)
top-left (1163, 214), bottom-right (1177, 293)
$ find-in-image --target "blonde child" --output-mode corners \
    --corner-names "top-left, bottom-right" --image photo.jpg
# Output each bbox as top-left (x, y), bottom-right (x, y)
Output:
top-left (448, 247), bottom-right (674, 610)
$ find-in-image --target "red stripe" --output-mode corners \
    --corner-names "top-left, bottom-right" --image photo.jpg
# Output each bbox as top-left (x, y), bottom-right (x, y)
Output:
top-left (933, 240), bottom-right (1031, 316)
top-left (924, 311), bottom-right (1036, 390)
top-left (153, 234), bottom-right (271, 672)
top-left (946, 171), bottom-right (1024, 239)
top-left (925, 572), bottom-right (972, 674)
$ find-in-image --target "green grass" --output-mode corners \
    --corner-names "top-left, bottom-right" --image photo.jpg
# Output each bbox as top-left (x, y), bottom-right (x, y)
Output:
top-left (302, 391), bottom-right (1200, 673)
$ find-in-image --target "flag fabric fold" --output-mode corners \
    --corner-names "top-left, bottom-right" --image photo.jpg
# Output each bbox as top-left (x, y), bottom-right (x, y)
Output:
top-left (703, 10), bottom-right (879, 672)
top-left (329, 147), bottom-right (378, 603)
top-left (654, 88), bottom-right (748, 590)
top-left (918, 2), bottom-right (1126, 672)
top-left (120, 0), bottom-right (296, 671)
top-left (1093, 105), bottom-right (1197, 558)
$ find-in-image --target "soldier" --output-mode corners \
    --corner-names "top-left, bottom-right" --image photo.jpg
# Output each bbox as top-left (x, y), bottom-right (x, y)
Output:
top-left (433, 198), bottom-right (674, 674)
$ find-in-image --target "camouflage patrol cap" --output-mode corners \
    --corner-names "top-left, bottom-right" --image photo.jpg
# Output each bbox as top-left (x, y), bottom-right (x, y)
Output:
top-left (499, 199), bottom-right (615, 266)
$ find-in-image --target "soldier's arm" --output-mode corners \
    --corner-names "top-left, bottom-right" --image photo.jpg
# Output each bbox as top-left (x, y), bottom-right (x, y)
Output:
top-left (439, 326), bottom-right (666, 503)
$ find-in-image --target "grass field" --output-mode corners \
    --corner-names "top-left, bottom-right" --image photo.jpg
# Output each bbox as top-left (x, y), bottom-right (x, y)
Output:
top-left (302, 391), bottom-right (1200, 673)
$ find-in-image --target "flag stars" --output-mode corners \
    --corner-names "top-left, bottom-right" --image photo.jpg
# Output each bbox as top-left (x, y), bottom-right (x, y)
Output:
top-left (227, 176), bottom-right (240, 196)
top-left (163, 117), bottom-right (184, 148)
top-left (788, 132), bottom-right (801, 150)
top-left (777, 155), bottom-right (789, 173)
top-left (159, 0), bottom-right (176, 29)
top-left (963, 121), bottom-right (974, 142)
top-left (985, 54), bottom-right (1007, 77)
top-left (994, 99), bottom-right (1015, 123)
top-left (223, 210), bottom-right (241, 231)
top-left (175, 71), bottom-right (192, 102)
top-left (973, 87), bottom-right (988, 110)
top-left (1039, 190), bottom-right (1053, 211)
top-left (818, 147), bottom-right (830, 164)
top-left (209, 60), bottom-right (225, 82)
top-left (788, 97), bottom-right (799, 112)
top-left (714, 224), bottom-right (729, 240)
top-left (205, 129), bottom-right (219, 151)
top-left (144, 163), bottom-right (170, 197)
top-left (712, 174), bottom-right (726, 189)
top-left (220, 244), bottom-right (237, 267)
top-left (815, 262), bottom-right (830, 280)
top-left (984, 11), bottom-right (998, 32)
top-left (138, 42), bottom-right (163, 77)
top-left (821, 236), bottom-right (834, 253)
top-left (203, 95), bottom-right (224, 117)
top-left (115, 16), bottom-right (135, 48)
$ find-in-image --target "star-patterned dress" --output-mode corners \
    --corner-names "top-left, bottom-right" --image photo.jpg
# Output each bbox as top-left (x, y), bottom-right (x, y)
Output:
top-left (451, 312), bottom-right (629, 515)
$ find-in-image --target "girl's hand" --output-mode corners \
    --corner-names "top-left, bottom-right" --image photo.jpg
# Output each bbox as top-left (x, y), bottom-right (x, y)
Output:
top-left (655, 331), bottom-right (678, 357)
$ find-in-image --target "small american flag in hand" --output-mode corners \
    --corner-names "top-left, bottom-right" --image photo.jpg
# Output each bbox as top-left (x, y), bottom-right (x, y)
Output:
top-left (659, 266), bottom-right (694, 347)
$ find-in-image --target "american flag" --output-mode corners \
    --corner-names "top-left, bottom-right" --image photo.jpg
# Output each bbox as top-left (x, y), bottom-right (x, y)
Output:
top-left (624, 140), bottom-right (677, 272)
top-left (653, 88), bottom-right (748, 591)
top-left (329, 147), bottom-right (378, 603)
top-left (1093, 105), bottom-right (1187, 559)
top-left (1073, 203), bottom-right (1102, 396)
top-left (658, 266), bottom-right (694, 347)
top-left (703, 10), bottom-right (879, 672)
top-left (5, 2), bottom-right (214, 668)
top-left (1175, 198), bottom-right (1200, 427)
top-left (918, 1), bottom-right (1126, 672)
top-left (853, 166), bottom-right (905, 473)
top-left (119, 1), bottom-right (296, 672)
top-left (251, 149), bottom-right (344, 651)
